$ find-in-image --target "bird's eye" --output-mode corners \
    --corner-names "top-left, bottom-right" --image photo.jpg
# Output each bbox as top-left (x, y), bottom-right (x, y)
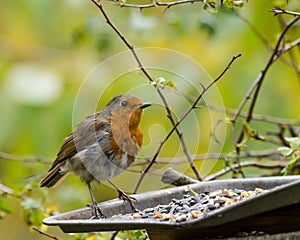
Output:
top-left (121, 100), bottom-right (128, 107)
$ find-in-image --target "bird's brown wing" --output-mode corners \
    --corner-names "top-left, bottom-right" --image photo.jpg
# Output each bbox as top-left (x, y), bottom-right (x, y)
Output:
top-left (40, 112), bottom-right (110, 187)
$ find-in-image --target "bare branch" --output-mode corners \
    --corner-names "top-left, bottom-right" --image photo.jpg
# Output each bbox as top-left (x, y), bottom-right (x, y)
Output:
top-left (154, 148), bottom-right (283, 164)
top-left (0, 183), bottom-right (14, 196)
top-left (270, 7), bottom-right (300, 17)
top-left (132, 149), bottom-right (283, 172)
top-left (107, 0), bottom-right (204, 11)
top-left (0, 151), bottom-right (51, 164)
top-left (110, 231), bottom-right (119, 240)
top-left (201, 103), bottom-right (300, 126)
top-left (204, 160), bottom-right (292, 181)
top-left (281, 37), bottom-right (300, 53)
top-left (32, 227), bottom-right (60, 240)
top-left (161, 160), bottom-right (294, 186)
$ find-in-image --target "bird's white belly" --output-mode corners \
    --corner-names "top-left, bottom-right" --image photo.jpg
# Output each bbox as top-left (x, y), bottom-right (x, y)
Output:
top-left (63, 143), bottom-right (133, 182)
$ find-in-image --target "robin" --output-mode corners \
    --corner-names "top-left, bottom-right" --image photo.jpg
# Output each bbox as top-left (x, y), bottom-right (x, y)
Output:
top-left (40, 94), bottom-right (151, 218)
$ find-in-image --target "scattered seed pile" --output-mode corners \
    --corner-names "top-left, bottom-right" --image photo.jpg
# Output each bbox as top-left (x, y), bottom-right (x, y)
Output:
top-left (112, 188), bottom-right (267, 223)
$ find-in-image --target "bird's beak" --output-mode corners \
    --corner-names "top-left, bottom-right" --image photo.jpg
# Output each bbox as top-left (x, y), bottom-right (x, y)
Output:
top-left (139, 103), bottom-right (151, 109)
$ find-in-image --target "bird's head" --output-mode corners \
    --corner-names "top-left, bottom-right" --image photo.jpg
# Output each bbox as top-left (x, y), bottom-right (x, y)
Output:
top-left (108, 94), bottom-right (151, 129)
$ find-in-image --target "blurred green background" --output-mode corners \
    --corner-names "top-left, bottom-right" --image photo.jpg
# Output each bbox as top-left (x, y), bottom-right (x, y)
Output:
top-left (0, 0), bottom-right (299, 239)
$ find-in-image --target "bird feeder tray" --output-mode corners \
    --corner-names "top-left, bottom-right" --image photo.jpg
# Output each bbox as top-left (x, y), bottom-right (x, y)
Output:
top-left (43, 176), bottom-right (300, 239)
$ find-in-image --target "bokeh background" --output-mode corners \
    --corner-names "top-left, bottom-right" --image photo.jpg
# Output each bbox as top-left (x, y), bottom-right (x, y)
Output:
top-left (0, 0), bottom-right (299, 239)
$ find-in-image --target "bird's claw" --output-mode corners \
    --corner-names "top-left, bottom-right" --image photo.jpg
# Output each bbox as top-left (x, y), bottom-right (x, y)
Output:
top-left (117, 190), bottom-right (138, 212)
top-left (118, 191), bottom-right (136, 202)
top-left (87, 202), bottom-right (106, 219)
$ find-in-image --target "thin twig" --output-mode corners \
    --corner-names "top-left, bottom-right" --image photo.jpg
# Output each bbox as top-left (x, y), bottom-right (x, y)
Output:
top-left (282, 37), bottom-right (300, 53)
top-left (204, 103), bottom-right (300, 126)
top-left (156, 148), bottom-right (283, 163)
top-left (0, 151), bottom-right (51, 164)
top-left (132, 148), bottom-right (283, 168)
top-left (0, 183), bottom-right (14, 196)
top-left (32, 227), bottom-right (59, 240)
top-left (270, 7), bottom-right (300, 17)
top-left (110, 231), bottom-right (119, 240)
top-left (107, 0), bottom-right (204, 11)
top-left (161, 160), bottom-right (294, 186)
top-left (204, 160), bottom-right (292, 181)
top-left (133, 53), bottom-right (241, 192)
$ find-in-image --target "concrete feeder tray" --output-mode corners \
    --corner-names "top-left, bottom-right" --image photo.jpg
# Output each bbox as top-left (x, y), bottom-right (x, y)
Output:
top-left (43, 176), bottom-right (300, 239)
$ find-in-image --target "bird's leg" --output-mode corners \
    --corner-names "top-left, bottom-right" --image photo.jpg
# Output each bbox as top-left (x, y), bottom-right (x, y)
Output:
top-left (87, 182), bottom-right (105, 219)
top-left (107, 180), bottom-right (138, 212)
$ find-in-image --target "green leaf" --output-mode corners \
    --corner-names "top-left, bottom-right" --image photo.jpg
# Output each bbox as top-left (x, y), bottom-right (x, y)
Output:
top-left (285, 137), bottom-right (300, 150)
top-left (223, 0), bottom-right (245, 9)
top-left (21, 198), bottom-right (45, 227)
top-left (0, 196), bottom-right (13, 218)
top-left (279, 135), bottom-right (300, 174)
top-left (203, 0), bottom-right (218, 13)
top-left (281, 155), bottom-right (300, 175)
top-left (278, 146), bottom-right (294, 156)
top-left (152, 77), bottom-right (176, 90)
top-left (22, 206), bottom-right (45, 227)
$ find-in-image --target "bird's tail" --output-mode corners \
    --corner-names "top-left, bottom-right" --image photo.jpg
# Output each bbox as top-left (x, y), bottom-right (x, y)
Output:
top-left (40, 163), bottom-right (69, 188)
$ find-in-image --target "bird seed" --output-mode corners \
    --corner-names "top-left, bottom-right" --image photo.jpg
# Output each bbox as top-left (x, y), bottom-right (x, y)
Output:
top-left (111, 188), bottom-right (268, 223)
